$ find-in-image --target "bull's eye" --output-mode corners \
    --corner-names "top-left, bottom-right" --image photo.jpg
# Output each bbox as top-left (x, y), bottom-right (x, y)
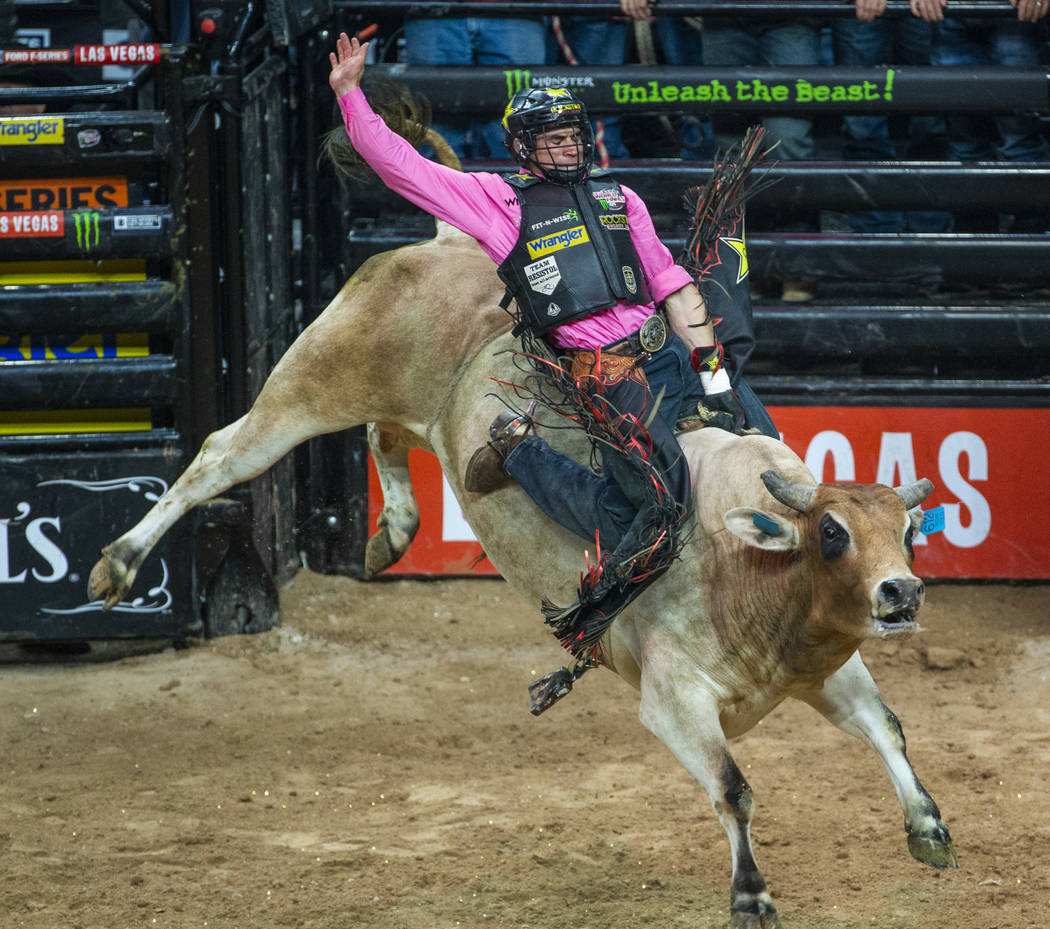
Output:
top-left (905, 525), bottom-right (915, 558)
top-left (819, 513), bottom-right (850, 561)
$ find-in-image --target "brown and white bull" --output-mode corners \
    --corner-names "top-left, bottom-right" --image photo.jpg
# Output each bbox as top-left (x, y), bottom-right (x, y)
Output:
top-left (88, 225), bottom-right (956, 928)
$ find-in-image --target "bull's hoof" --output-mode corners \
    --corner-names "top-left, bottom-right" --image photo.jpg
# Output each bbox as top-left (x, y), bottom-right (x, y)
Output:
top-left (908, 832), bottom-right (959, 869)
top-left (730, 903), bottom-right (779, 929)
top-left (87, 548), bottom-right (131, 611)
top-left (363, 526), bottom-right (400, 579)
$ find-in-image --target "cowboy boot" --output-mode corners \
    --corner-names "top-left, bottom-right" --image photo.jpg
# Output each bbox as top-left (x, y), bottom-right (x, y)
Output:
top-left (464, 406), bottom-right (534, 494)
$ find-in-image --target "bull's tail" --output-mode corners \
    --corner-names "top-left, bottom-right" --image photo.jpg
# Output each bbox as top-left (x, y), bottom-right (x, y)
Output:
top-left (320, 78), bottom-right (462, 178)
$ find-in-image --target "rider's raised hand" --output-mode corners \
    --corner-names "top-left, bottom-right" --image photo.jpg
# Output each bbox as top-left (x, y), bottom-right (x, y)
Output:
top-left (329, 32), bottom-right (369, 97)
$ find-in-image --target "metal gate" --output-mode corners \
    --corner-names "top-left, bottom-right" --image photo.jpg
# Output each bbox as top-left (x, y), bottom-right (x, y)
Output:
top-left (0, 6), bottom-right (305, 640)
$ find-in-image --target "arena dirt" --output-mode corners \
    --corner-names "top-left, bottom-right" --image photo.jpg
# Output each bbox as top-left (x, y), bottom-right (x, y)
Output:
top-left (2, 573), bottom-right (1048, 929)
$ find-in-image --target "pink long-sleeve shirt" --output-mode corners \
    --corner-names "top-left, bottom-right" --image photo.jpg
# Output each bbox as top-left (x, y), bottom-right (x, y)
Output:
top-left (338, 88), bottom-right (692, 349)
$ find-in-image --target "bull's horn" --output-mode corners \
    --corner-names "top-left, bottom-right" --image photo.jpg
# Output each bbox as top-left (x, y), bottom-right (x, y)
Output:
top-left (895, 478), bottom-right (934, 510)
top-left (761, 470), bottom-right (815, 514)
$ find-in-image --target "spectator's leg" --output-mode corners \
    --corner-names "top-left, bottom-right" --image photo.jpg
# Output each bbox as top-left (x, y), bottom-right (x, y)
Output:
top-left (554, 17), bottom-right (631, 162)
top-left (931, 19), bottom-right (997, 162)
top-left (987, 20), bottom-right (1050, 164)
top-left (404, 17), bottom-right (474, 159)
top-left (474, 17), bottom-right (548, 159)
top-left (893, 16), bottom-right (954, 233)
top-left (832, 17), bottom-right (903, 233)
top-left (701, 20), bottom-right (759, 153)
top-left (654, 17), bottom-right (715, 160)
top-left (755, 21), bottom-right (818, 161)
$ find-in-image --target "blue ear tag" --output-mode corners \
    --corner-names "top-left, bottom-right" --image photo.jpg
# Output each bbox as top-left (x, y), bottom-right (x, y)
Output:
top-left (752, 512), bottom-right (782, 536)
top-left (921, 506), bottom-right (945, 535)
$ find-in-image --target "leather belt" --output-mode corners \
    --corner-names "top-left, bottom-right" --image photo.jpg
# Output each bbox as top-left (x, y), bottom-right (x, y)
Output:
top-left (601, 313), bottom-right (668, 357)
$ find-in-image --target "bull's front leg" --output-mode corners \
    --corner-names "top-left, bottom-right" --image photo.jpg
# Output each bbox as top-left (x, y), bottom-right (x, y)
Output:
top-left (799, 651), bottom-right (958, 869)
top-left (638, 646), bottom-right (779, 929)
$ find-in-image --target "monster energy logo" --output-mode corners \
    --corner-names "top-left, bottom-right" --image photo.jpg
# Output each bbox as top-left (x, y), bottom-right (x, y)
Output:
top-left (73, 211), bottom-right (101, 252)
top-left (505, 69), bottom-right (531, 96)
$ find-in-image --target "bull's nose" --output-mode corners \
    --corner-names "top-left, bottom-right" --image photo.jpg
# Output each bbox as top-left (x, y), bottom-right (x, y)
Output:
top-left (878, 577), bottom-right (925, 611)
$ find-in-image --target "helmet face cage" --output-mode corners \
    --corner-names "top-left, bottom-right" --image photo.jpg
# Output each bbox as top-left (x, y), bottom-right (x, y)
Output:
top-left (503, 88), bottom-right (595, 185)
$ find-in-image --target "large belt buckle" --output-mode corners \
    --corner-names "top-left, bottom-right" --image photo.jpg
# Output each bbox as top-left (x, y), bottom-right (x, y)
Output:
top-left (638, 314), bottom-right (667, 354)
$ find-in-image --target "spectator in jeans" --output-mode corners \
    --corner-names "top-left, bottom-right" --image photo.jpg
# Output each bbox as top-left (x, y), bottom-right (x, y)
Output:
top-left (403, 11), bottom-right (546, 160)
top-left (548, 13), bottom-right (633, 163)
top-left (913, 0), bottom-right (1049, 229)
top-left (701, 10), bottom-right (821, 301)
top-left (551, 3), bottom-right (715, 163)
top-left (833, 0), bottom-right (953, 233)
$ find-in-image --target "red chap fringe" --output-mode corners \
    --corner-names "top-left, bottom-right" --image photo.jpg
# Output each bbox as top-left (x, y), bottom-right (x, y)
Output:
top-left (680, 125), bottom-right (780, 279)
top-left (492, 341), bottom-right (688, 664)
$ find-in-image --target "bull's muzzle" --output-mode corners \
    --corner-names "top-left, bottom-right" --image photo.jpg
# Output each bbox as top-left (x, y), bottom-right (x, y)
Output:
top-left (874, 575), bottom-right (925, 632)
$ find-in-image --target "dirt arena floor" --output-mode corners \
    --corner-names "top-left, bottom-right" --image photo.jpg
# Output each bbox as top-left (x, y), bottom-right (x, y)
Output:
top-left (2, 572), bottom-right (1048, 929)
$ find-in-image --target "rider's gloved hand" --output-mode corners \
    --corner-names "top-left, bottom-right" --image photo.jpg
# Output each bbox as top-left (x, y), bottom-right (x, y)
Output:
top-left (691, 344), bottom-right (748, 435)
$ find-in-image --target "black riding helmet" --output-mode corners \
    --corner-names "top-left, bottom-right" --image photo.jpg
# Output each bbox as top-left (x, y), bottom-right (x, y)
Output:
top-left (502, 87), bottom-right (595, 186)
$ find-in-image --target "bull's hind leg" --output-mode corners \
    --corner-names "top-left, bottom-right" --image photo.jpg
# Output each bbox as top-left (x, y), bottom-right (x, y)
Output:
top-left (89, 397), bottom-right (341, 610)
top-left (638, 650), bottom-right (779, 929)
top-left (363, 422), bottom-right (422, 578)
top-left (800, 652), bottom-right (958, 869)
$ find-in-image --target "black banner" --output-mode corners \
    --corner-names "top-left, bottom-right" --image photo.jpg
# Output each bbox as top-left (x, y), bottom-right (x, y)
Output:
top-left (373, 64), bottom-right (1050, 115)
top-left (0, 448), bottom-right (191, 640)
top-left (0, 206), bottom-right (172, 260)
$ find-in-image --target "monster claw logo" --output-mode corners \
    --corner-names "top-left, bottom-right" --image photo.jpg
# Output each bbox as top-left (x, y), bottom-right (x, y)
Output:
top-left (505, 69), bottom-right (531, 96)
top-left (73, 211), bottom-right (101, 252)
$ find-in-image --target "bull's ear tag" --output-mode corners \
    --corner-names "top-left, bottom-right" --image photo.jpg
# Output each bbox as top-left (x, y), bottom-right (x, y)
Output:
top-left (921, 506), bottom-right (945, 535)
top-left (752, 512), bottom-right (782, 536)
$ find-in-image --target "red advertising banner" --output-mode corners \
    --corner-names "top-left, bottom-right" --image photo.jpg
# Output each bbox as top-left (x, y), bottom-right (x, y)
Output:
top-left (73, 44), bottom-right (161, 66)
top-left (0, 210), bottom-right (63, 237)
top-left (367, 406), bottom-right (1050, 580)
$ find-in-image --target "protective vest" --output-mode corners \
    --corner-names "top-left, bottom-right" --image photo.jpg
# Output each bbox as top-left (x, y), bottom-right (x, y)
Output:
top-left (497, 171), bottom-right (653, 337)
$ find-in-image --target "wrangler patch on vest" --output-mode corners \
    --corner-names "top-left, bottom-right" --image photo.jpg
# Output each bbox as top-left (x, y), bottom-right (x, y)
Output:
top-left (526, 224), bottom-right (589, 259)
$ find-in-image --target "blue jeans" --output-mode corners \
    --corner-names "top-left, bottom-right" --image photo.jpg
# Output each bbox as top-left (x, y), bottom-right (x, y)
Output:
top-left (833, 16), bottom-right (952, 233)
top-left (404, 16), bottom-right (547, 160)
top-left (552, 18), bottom-right (632, 161)
top-left (932, 18), bottom-right (1050, 163)
top-left (655, 18), bottom-right (716, 161)
top-left (506, 334), bottom-right (701, 547)
top-left (701, 19), bottom-right (820, 161)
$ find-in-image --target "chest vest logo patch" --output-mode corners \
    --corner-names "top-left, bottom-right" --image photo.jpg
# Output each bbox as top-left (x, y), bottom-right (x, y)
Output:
top-left (547, 302), bottom-right (562, 316)
top-left (525, 224), bottom-right (589, 260)
top-left (529, 208), bottom-right (579, 232)
top-left (599, 214), bottom-right (629, 231)
top-left (622, 266), bottom-right (638, 295)
top-left (525, 256), bottom-right (562, 295)
top-left (591, 187), bottom-right (625, 210)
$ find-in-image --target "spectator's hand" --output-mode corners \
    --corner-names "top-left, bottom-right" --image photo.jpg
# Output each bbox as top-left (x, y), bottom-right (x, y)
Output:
top-left (619, 0), bottom-right (654, 22)
top-left (329, 32), bottom-right (369, 97)
top-left (910, 0), bottom-right (947, 21)
top-left (855, 0), bottom-right (888, 21)
top-left (1013, 0), bottom-right (1049, 22)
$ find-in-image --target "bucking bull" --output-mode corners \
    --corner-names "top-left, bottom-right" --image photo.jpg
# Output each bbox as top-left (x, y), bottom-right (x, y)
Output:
top-left (88, 219), bottom-right (956, 927)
